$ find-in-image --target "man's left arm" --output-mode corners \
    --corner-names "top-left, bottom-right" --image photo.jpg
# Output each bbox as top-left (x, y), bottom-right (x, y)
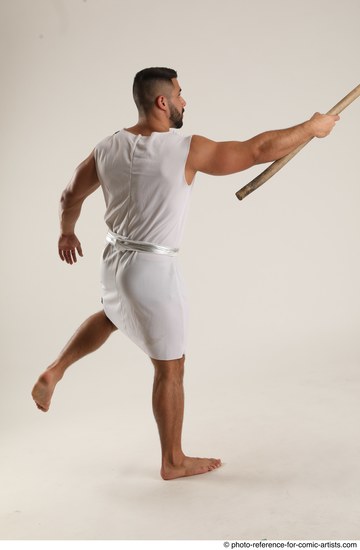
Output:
top-left (58, 150), bottom-right (100, 265)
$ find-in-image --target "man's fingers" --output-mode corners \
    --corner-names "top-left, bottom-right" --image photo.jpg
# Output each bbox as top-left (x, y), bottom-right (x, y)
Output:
top-left (68, 251), bottom-right (74, 264)
top-left (64, 251), bottom-right (72, 265)
top-left (58, 239), bottom-right (83, 264)
top-left (59, 250), bottom-right (76, 265)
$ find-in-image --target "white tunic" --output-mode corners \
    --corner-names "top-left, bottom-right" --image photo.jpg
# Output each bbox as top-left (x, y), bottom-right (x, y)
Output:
top-left (94, 129), bottom-right (196, 360)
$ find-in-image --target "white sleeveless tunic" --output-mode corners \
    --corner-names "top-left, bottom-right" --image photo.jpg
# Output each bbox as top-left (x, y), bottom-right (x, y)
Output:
top-left (94, 129), bottom-right (195, 360)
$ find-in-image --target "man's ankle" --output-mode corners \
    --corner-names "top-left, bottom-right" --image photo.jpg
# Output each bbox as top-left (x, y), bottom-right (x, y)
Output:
top-left (162, 450), bottom-right (185, 466)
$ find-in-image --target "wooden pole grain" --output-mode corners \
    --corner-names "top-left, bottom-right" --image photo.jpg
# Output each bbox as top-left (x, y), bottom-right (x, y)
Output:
top-left (235, 83), bottom-right (360, 201)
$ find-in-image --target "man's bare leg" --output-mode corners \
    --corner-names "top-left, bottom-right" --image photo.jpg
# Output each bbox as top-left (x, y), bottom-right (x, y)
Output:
top-left (32, 310), bottom-right (117, 412)
top-left (151, 354), bottom-right (222, 480)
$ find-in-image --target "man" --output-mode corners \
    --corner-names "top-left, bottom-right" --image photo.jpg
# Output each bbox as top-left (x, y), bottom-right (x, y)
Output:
top-left (32, 67), bottom-right (339, 481)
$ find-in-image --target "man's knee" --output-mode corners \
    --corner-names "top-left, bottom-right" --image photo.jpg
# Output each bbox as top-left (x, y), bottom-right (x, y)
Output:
top-left (102, 310), bottom-right (117, 332)
top-left (151, 354), bottom-right (185, 378)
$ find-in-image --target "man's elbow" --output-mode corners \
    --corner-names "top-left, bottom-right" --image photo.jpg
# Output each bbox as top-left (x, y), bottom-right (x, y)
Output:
top-left (242, 138), bottom-right (264, 166)
top-left (60, 189), bottom-right (82, 210)
top-left (60, 189), bottom-right (72, 207)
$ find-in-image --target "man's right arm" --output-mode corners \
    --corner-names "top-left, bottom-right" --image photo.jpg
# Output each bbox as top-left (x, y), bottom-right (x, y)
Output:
top-left (188, 113), bottom-right (339, 177)
top-left (58, 150), bottom-right (100, 264)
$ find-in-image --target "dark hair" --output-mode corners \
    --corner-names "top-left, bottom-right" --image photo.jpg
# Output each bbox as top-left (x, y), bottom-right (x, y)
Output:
top-left (133, 67), bottom-right (177, 114)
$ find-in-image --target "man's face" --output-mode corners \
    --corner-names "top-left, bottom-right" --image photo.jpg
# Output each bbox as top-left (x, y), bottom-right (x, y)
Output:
top-left (168, 78), bottom-right (186, 129)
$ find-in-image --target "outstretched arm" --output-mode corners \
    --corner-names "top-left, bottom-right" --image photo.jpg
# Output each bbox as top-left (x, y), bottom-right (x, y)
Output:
top-left (59, 150), bottom-right (100, 265)
top-left (188, 113), bottom-right (339, 176)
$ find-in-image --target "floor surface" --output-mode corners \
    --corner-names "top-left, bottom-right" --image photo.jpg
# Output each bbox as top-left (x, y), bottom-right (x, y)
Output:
top-left (1, 333), bottom-right (359, 541)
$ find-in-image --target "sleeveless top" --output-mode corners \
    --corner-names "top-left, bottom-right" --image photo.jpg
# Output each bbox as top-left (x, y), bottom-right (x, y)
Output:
top-left (94, 129), bottom-right (196, 250)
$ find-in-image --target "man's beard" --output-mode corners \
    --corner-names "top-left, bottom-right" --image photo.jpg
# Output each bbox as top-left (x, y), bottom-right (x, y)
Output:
top-left (169, 103), bottom-right (184, 129)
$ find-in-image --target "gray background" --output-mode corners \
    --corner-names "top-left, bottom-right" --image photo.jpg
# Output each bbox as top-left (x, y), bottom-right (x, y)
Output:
top-left (1, 0), bottom-right (359, 541)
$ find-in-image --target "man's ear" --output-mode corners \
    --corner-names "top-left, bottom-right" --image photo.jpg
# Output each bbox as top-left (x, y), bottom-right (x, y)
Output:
top-left (155, 95), bottom-right (168, 111)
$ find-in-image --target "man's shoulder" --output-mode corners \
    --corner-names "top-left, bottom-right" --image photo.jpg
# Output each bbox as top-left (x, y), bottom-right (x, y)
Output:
top-left (94, 131), bottom-right (121, 153)
top-left (167, 130), bottom-right (193, 144)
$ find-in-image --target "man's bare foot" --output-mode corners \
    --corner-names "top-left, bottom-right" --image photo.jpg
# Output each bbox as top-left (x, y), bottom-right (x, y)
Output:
top-left (161, 456), bottom-right (222, 480)
top-left (31, 365), bottom-right (63, 412)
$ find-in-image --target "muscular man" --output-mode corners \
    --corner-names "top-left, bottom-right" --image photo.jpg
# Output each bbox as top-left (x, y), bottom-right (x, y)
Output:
top-left (32, 67), bottom-right (339, 481)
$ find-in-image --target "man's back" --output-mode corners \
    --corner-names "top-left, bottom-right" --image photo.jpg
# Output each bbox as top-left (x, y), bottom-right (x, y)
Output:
top-left (94, 128), bottom-right (195, 249)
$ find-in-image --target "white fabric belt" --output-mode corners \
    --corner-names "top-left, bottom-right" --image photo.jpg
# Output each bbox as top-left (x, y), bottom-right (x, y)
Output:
top-left (106, 230), bottom-right (179, 256)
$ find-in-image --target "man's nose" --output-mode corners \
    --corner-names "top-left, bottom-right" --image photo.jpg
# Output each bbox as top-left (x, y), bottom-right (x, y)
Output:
top-left (181, 98), bottom-right (186, 107)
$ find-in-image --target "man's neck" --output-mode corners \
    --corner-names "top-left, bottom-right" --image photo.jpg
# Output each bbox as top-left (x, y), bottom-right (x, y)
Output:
top-left (125, 115), bottom-right (171, 136)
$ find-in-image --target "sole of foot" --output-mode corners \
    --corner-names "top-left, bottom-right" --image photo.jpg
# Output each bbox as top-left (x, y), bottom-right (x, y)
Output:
top-left (31, 368), bottom-right (60, 412)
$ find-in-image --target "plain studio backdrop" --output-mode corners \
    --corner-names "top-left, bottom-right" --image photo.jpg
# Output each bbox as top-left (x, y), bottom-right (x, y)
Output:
top-left (1, 0), bottom-right (359, 542)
